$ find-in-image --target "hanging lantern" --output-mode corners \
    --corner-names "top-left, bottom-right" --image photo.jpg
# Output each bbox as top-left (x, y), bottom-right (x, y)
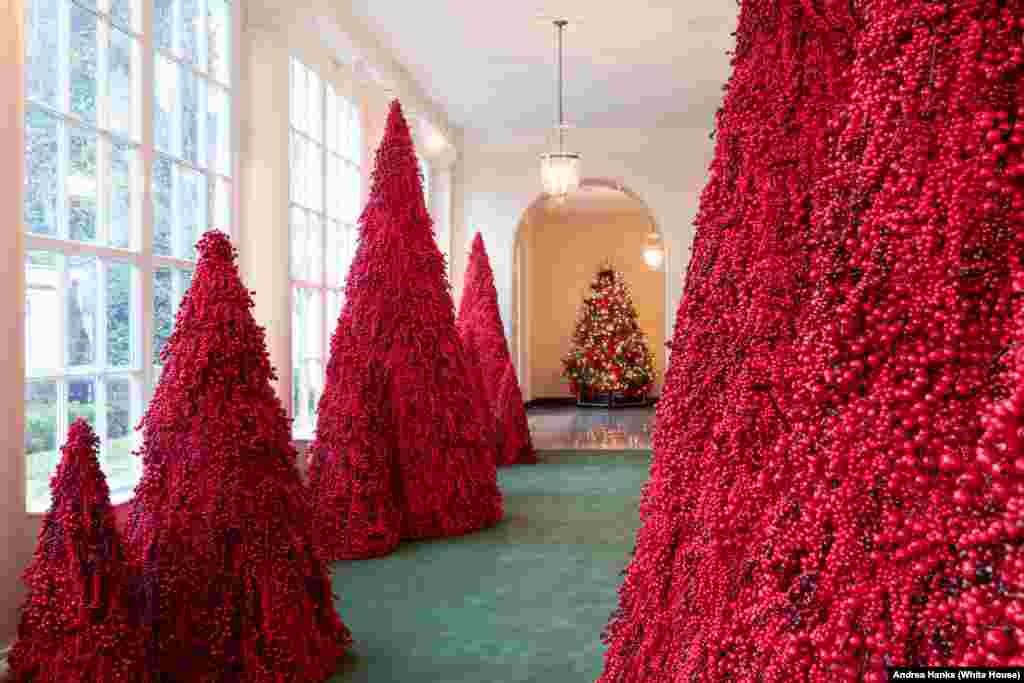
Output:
top-left (539, 20), bottom-right (581, 197)
top-left (642, 231), bottom-right (664, 270)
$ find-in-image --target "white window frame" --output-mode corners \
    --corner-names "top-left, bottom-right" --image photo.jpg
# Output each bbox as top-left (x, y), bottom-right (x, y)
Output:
top-left (22, 0), bottom-right (240, 513)
top-left (289, 57), bottom-right (362, 438)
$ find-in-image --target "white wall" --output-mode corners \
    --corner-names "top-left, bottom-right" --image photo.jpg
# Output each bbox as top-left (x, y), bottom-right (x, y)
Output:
top-left (454, 126), bottom-right (717, 390)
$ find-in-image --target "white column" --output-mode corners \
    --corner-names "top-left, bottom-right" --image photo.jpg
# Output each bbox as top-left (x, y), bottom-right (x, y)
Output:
top-left (0, 0), bottom-right (30, 651)
top-left (238, 19), bottom-right (292, 413)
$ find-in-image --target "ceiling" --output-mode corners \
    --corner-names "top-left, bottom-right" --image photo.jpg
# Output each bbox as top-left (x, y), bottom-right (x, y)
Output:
top-left (346, 1), bottom-right (738, 137)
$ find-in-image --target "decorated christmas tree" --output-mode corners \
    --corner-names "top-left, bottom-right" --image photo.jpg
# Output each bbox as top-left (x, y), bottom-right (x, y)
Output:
top-left (8, 419), bottom-right (143, 682)
top-left (562, 263), bottom-right (655, 400)
top-left (600, 0), bottom-right (1024, 680)
top-left (456, 232), bottom-right (535, 465)
top-left (306, 100), bottom-right (503, 561)
top-left (124, 231), bottom-right (349, 681)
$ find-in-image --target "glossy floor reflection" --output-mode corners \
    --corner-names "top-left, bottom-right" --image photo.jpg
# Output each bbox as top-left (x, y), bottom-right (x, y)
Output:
top-left (528, 404), bottom-right (656, 452)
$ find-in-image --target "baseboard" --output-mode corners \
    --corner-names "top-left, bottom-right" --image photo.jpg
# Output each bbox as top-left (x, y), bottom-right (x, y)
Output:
top-left (525, 396), bottom-right (659, 409)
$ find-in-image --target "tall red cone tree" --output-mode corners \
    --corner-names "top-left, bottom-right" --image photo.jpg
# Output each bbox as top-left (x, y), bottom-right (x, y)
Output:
top-left (8, 419), bottom-right (143, 682)
top-left (307, 100), bottom-right (503, 561)
top-left (601, 0), bottom-right (1024, 680)
top-left (124, 231), bottom-right (349, 682)
top-left (456, 232), bottom-right (535, 465)
top-left (496, 361), bottom-right (535, 465)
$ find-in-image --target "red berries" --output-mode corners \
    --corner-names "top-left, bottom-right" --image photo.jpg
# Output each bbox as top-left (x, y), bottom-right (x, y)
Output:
top-left (599, 1), bottom-right (1024, 681)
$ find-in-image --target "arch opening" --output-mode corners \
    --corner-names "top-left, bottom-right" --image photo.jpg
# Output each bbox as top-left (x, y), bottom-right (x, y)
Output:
top-left (511, 178), bottom-right (668, 401)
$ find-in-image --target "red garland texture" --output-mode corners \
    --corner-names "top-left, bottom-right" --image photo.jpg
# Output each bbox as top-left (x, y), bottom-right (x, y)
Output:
top-left (8, 419), bottom-right (144, 682)
top-left (306, 100), bottom-right (503, 561)
top-left (456, 232), bottom-right (536, 466)
top-left (124, 231), bottom-right (349, 682)
top-left (600, 0), bottom-right (1024, 680)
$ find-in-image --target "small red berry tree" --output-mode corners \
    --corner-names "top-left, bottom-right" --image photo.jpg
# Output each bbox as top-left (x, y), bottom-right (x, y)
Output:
top-left (600, 0), bottom-right (1024, 680)
top-left (8, 419), bottom-right (144, 682)
top-left (307, 100), bottom-right (503, 560)
top-left (124, 231), bottom-right (349, 682)
top-left (456, 232), bottom-right (535, 465)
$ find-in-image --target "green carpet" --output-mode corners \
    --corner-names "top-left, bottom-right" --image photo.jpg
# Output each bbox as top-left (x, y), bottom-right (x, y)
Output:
top-left (327, 458), bottom-right (650, 683)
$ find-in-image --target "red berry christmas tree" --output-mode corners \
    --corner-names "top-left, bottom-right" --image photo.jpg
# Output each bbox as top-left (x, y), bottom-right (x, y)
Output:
top-left (456, 232), bottom-right (535, 465)
top-left (8, 419), bottom-right (143, 682)
top-left (600, 0), bottom-right (1024, 680)
top-left (495, 360), bottom-right (536, 466)
top-left (306, 100), bottom-right (503, 561)
top-left (562, 263), bottom-right (655, 401)
top-left (124, 231), bottom-right (349, 682)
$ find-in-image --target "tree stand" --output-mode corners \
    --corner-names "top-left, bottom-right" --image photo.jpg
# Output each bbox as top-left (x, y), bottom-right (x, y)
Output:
top-left (577, 387), bottom-right (649, 409)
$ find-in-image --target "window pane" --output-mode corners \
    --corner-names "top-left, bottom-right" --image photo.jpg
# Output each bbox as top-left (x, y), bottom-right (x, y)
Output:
top-left (152, 155), bottom-right (173, 255)
top-left (306, 69), bottom-right (322, 142)
top-left (326, 153), bottom-right (340, 220)
top-left (345, 98), bottom-right (362, 164)
top-left (290, 59), bottom-right (305, 135)
top-left (327, 288), bottom-right (342, 334)
top-left (207, 84), bottom-right (230, 177)
top-left (153, 0), bottom-right (173, 52)
top-left (181, 66), bottom-right (201, 166)
top-left (339, 161), bottom-right (360, 224)
top-left (106, 261), bottom-right (133, 368)
top-left (25, 380), bottom-right (59, 513)
top-left (153, 267), bottom-right (192, 367)
top-left (107, 26), bottom-right (136, 138)
top-left (154, 55), bottom-right (178, 155)
top-left (289, 131), bottom-right (305, 207)
top-left (290, 207), bottom-right (317, 281)
top-left (24, 107), bottom-right (60, 237)
top-left (181, 0), bottom-right (203, 68)
top-left (325, 87), bottom-right (338, 154)
top-left (153, 267), bottom-right (173, 364)
top-left (67, 378), bottom-right (96, 432)
top-left (306, 140), bottom-right (322, 216)
top-left (68, 125), bottom-right (98, 242)
top-left (67, 255), bottom-right (98, 367)
top-left (180, 165), bottom-right (207, 259)
top-left (208, 0), bottom-right (230, 85)
top-left (103, 376), bottom-right (138, 500)
top-left (25, 251), bottom-right (61, 376)
top-left (69, 3), bottom-right (98, 123)
top-left (25, 0), bottom-right (60, 107)
top-left (326, 219), bottom-right (345, 287)
top-left (292, 286), bottom-right (323, 437)
top-left (110, 0), bottom-right (132, 31)
top-left (108, 139), bottom-right (134, 249)
top-left (211, 177), bottom-right (231, 235)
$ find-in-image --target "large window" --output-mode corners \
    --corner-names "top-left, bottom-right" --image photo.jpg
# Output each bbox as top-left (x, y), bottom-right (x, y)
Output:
top-left (24, 0), bottom-right (234, 513)
top-left (289, 58), bottom-right (362, 437)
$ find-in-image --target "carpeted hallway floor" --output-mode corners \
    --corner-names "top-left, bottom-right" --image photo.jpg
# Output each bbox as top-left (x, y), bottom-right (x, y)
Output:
top-left (327, 453), bottom-right (649, 683)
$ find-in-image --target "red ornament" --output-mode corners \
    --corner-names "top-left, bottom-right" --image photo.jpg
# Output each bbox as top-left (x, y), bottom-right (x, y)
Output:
top-left (306, 100), bottom-right (503, 560)
top-left (456, 232), bottom-right (536, 466)
top-left (600, 1), bottom-right (1024, 680)
top-left (8, 419), bottom-right (145, 682)
top-left (125, 231), bottom-right (349, 681)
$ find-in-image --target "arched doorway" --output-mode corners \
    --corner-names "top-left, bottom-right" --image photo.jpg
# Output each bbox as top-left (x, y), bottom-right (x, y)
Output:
top-left (511, 178), bottom-right (668, 401)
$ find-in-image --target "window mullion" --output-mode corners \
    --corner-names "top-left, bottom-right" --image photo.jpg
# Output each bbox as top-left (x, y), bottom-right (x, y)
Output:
top-left (96, 374), bottom-right (108, 467)
top-left (139, 0), bottom-right (156, 405)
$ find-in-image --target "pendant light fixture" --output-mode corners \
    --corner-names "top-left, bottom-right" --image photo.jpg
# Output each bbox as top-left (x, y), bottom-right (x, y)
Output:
top-left (540, 19), bottom-right (581, 198)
